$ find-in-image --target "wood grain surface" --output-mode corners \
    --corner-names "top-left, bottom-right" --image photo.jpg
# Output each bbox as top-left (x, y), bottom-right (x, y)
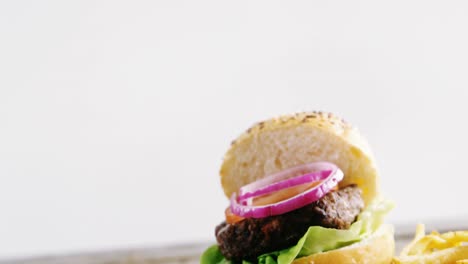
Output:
top-left (3, 221), bottom-right (467, 264)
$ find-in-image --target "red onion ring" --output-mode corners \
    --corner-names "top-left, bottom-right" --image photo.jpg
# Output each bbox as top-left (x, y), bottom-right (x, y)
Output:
top-left (237, 170), bottom-right (332, 203)
top-left (230, 162), bottom-right (343, 218)
top-left (238, 162), bottom-right (340, 199)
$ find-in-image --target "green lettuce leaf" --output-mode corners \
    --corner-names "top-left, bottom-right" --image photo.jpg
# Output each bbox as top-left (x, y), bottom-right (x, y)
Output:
top-left (200, 198), bottom-right (393, 264)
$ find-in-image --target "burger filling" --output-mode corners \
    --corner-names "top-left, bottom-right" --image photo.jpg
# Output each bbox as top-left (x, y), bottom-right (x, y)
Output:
top-left (201, 163), bottom-right (393, 264)
top-left (215, 185), bottom-right (364, 261)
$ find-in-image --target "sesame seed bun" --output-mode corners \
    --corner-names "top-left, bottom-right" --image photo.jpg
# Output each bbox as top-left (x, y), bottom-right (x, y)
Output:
top-left (220, 111), bottom-right (379, 206)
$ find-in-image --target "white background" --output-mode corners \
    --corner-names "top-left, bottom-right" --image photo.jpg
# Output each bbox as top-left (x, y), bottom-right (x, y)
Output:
top-left (1, 0), bottom-right (468, 259)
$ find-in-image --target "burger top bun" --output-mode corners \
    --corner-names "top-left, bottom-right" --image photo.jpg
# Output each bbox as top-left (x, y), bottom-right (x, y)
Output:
top-left (220, 111), bottom-right (379, 206)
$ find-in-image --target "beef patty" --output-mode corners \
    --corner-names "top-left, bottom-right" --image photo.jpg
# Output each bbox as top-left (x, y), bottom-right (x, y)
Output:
top-left (215, 185), bottom-right (364, 261)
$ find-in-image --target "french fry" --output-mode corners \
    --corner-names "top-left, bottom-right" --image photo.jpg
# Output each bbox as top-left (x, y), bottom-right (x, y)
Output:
top-left (394, 225), bottom-right (468, 264)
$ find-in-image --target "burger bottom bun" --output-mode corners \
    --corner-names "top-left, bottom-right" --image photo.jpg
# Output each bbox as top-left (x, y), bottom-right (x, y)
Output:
top-left (293, 224), bottom-right (395, 264)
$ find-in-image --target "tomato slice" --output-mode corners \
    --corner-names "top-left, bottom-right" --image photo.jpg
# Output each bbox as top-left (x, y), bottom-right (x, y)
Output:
top-left (225, 207), bottom-right (245, 224)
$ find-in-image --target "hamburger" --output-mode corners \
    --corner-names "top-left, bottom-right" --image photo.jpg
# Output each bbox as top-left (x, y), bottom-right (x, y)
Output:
top-left (201, 112), bottom-right (395, 264)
